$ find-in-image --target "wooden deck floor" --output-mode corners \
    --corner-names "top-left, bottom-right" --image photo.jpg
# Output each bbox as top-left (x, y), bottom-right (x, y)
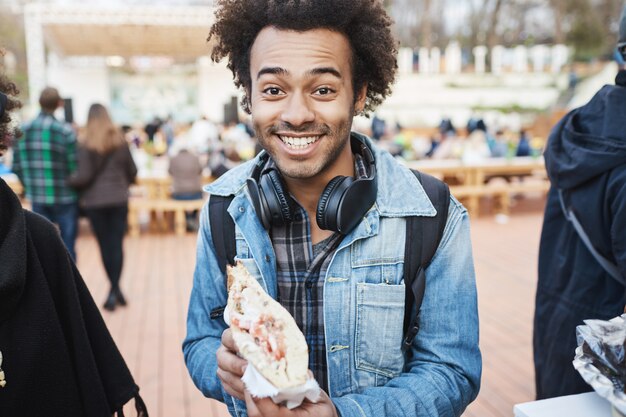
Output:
top-left (75, 197), bottom-right (545, 417)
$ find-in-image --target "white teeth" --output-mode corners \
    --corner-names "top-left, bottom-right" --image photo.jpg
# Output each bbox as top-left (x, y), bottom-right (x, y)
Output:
top-left (279, 135), bottom-right (319, 149)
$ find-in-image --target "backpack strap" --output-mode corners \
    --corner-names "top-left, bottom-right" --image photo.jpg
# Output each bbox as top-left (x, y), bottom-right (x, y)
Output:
top-left (209, 194), bottom-right (236, 275)
top-left (557, 189), bottom-right (624, 286)
top-left (208, 194), bottom-right (236, 320)
top-left (402, 170), bottom-right (450, 352)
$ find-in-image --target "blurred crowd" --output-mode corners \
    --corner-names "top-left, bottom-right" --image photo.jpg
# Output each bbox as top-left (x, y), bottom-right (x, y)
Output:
top-left (120, 115), bottom-right (258, 178)
top-left (367, 113), bottom-right (544, 164)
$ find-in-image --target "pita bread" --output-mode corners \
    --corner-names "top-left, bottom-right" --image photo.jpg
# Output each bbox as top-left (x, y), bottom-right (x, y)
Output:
top-left (227, 261), bottom-right (309, 389)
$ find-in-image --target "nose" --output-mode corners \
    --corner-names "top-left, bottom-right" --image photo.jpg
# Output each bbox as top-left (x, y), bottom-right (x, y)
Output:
top-left (280, 92), bottom-right (315, 127)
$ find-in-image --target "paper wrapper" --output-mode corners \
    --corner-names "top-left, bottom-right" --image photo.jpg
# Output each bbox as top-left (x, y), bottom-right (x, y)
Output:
top-left (224, 306), bottom-right (321, 409)
top-left (574, 314), bottom-right (626, 415)
top-left (241, 365), bottom-right (321, 409)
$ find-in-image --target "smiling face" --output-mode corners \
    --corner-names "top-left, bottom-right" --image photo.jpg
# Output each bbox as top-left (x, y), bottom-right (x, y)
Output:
top-left (249, 27), bottom-right (366, 183)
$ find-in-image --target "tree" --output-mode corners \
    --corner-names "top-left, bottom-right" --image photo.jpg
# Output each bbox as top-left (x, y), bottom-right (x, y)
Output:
top-left (486, 0), bottom-right (505, 50)
top-left (421, 0), bottom-right (433, 49)
top-left (549, 0), bottom-right (566, 44)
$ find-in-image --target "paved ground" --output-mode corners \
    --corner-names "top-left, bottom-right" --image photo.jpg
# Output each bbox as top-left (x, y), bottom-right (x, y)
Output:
top-left (75, 196), bottom-right (546, 417)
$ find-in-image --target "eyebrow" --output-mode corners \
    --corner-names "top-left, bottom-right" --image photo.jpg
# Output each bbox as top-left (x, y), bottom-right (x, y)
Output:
top-left (257, 67), bottom-right (288, 79)
top-left (256, 66), bottom-right (342, 80)
top-left (307, 67), bottom-right (342, 79)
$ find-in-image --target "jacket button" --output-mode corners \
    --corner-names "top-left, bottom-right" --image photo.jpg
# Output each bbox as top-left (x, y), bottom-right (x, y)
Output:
top-left (239, 206), bottom-right (245, 213)
top-left (264, 255), bottom-right (271, 262)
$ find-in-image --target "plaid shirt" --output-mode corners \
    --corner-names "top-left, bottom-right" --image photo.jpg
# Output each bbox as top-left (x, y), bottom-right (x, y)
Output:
top-left (12, 112), bottom-right (77, 204)
top-left (271, 205), bottom-right (342, 393)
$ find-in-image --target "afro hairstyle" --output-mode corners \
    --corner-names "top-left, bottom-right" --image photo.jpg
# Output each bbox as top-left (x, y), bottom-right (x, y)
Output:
top-left (0, 56), bottom-right (22, 154)
top-left (208, 0), bottom-right (398, 115)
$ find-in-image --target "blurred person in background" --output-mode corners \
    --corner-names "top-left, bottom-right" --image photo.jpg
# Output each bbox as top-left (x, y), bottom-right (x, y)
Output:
top-left (466, 115), bottom-right (486, 136)
top-left (168, 138), bottom-right (204, 231)
top-left (371, 112), bottom-right (386, 141)
top-left (438, 116), bottom-right (457, 138)
top-left (461, 129), bottom-right (491, 164)
top-left (161, 115), bottom-right (175, 149)
top-left (515, 129), bottom-right (531, 157)
top-left (144, 116), bottom-right (161, 143)
top-left (0, 54), bottom-right (147, 417)
top-left (122, 124), bottom-right (142, 149)
top-left (489, 130), bottom-right (509, 158)
top-left (68, 103), bottom-right (137, 312)
top-left (534, 6), bottom-right (626, 399)
top-left (189, 115), bottom-right (219, 154)
top-left (12, 86), bottom-right (79, 259)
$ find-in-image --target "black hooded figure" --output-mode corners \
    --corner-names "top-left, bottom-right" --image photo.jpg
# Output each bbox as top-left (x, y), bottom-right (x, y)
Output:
top-left (533, 6), bottom-right (626, 400)
top-left (0, 74), bottom-right (148, 415)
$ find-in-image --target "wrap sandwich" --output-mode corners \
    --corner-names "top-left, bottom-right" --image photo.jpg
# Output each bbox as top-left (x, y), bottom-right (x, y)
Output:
top-left (227, 261), bottom-right (309, 389)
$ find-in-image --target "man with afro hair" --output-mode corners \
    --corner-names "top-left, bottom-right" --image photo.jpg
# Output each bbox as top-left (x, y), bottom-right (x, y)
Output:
top-left (183, 2), bottom-right (481, 416)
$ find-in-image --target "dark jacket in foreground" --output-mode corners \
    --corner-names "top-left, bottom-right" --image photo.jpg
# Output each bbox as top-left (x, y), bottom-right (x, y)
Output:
top-left (534, 70), bottom-right (626, 399)
top-left (0, 178), bottom-right (146, 416)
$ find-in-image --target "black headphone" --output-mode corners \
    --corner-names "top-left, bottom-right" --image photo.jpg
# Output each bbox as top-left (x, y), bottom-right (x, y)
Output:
top-left (246, 134), bottom-right (377, 235)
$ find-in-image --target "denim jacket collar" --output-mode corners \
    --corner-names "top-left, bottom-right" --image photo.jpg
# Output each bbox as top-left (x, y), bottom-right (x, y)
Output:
top-left (206, 132), bottom-right (436, 218)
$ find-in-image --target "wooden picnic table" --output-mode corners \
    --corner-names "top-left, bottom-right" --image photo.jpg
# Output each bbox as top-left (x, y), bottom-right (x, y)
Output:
top-left (405, 157), bottom-right (550, 217)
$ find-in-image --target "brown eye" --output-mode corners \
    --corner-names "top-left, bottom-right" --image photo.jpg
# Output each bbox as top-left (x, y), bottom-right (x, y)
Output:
top-left (314, 87), bottom-right (335, 96)
top-left (263, 87), bottom-right (282, 95)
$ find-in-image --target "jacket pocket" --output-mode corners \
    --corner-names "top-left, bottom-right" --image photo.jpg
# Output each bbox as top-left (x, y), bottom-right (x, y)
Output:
top-left (355, 282), bottom-right (405, 378)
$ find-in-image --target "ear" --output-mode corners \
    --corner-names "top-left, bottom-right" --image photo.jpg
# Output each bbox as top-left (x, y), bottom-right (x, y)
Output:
top-left (354, 84), bottom-right (367, 115)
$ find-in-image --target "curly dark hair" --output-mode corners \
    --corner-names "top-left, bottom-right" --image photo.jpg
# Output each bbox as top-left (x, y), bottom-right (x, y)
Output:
top-left (0, 71), bottom-right (22, 155)
top-left (208, 0), bottom-right (398, 115)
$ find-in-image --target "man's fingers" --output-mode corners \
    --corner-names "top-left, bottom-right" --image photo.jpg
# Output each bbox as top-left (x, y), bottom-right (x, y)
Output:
top-left (221, 328), bottom-right (237, 351)
top-left (244, 390), bottom-right (263, 417)
top-left (216, 344), bottom-right (247, 376)
top-left (221, 378), bottom-right (246, 401)
top-left (216, 331), bottom-right (248, 403)
top-left (247, 392), bottom-right (286, 417)
top-left (217, 367), bottom-right (245, 399)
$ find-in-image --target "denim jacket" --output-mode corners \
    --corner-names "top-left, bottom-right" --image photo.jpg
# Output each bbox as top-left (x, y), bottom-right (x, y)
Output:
top-left (183, 134), bottom-right (481, 417)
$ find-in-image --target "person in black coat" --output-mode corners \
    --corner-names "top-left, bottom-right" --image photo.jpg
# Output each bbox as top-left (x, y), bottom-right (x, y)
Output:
top-left (534, 12), bottom-right (626, 399)
top-left (0, 62), bottom-right (147, 416)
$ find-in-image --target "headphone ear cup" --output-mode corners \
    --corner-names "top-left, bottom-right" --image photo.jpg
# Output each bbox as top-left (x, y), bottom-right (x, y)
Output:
top-left (316, 176), bottom-right (351, 230)
top-left (261, 169), bottom-right (294, 226)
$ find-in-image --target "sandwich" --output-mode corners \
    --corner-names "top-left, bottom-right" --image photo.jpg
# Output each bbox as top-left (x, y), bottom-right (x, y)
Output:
top-left (227, 261), bottom-right (309, 389)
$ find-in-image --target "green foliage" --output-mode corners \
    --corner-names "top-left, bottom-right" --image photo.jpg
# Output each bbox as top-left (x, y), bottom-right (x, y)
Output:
top-left (566, 2), bottom-right (606, 61)
top-left (471, 104), bottom-right (549, 114)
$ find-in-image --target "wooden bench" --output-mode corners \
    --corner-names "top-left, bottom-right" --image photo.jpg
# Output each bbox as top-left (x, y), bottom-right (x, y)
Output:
top-left (451, 179), bottom-right (550, 217)
top-left (128, 198), bottom-right (206, 237)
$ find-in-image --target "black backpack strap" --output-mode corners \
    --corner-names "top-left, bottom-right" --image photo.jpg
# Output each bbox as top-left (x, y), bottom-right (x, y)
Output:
top-left (402, 170), bottom-right (450, 351)
top-left (558, 189), bottom-right (624, 286)
top-left (208, 194), bottom-right (236, 320)
top-left (209, 194), bottom-right (236, 275)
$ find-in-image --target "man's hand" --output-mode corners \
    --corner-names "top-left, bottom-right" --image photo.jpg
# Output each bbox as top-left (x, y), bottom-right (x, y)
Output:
top-left (244, 389), bottom-right (339, 417)
top-left (216, 328), bottom-right (248, 400)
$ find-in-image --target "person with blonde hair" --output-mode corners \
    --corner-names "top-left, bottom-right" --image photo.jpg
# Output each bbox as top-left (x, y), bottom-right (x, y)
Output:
top-left (68, 103), bottom-right (137, 311)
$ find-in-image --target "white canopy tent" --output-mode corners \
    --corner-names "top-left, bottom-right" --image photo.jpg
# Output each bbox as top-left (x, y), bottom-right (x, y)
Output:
top-left (23, 3), bottom-right (238, 123)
